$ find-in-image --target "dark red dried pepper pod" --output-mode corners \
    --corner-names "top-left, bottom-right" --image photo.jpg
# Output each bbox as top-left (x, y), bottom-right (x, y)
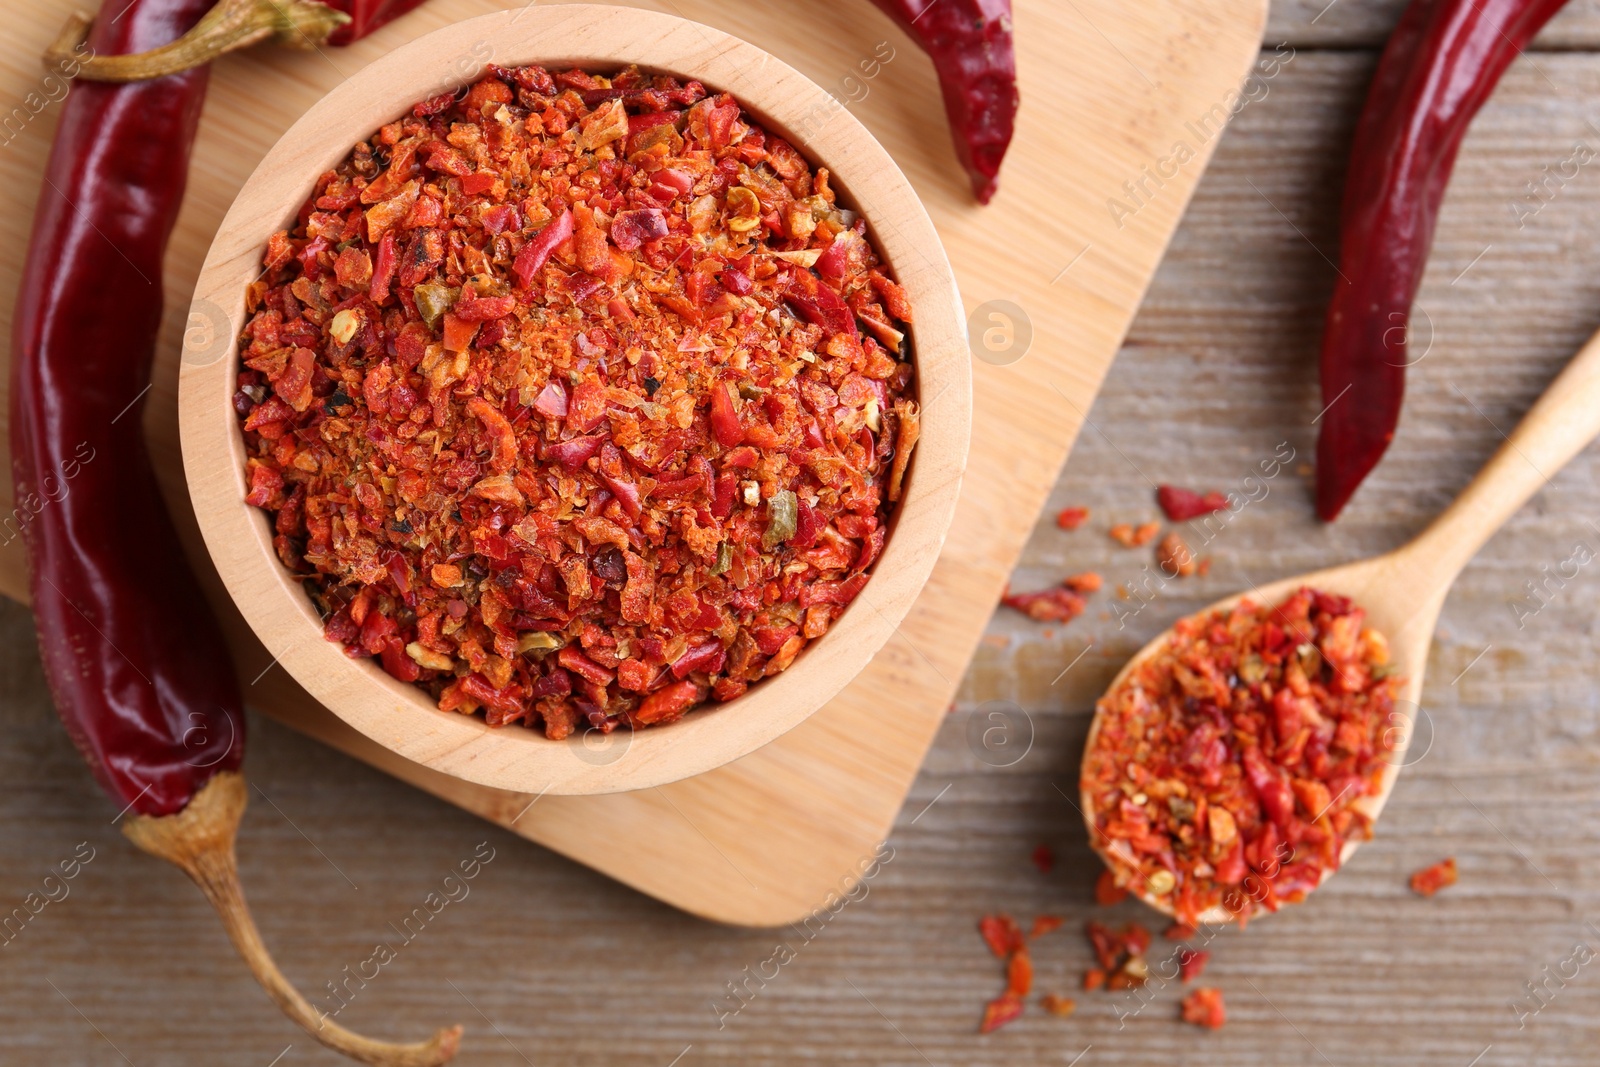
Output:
top-left (15, 0), bottom-right (457, 1061)
top-left (1315, 0), bottom-right (1572, 520)
top-left (867, 0), bottom-right (1019, 203)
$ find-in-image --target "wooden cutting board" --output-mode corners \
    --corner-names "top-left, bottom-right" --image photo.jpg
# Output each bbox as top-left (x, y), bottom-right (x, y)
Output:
top-left (0, 0), bottom-right (1265, 925)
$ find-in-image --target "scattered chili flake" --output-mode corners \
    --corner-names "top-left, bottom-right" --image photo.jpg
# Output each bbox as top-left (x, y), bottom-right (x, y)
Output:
top-left (1158, 485), bottom-right (1228, 522)
top-left (1041, 994), bottom-right (1076, 1017)
top-left (1181, 987), bottom-right (1227, 1029)
top-left (1164, 922), bottom-right (1197, 941)
top-left (1007, 946), bottom-right (1034, 997)
top-left (1179, 948), bottom-right (1210, 982)
top-left (1156, 530), bottom-right (1197, 578)
top-left (1409, 857), bottom-right (1458, 897)
top-left (1085, 920), bottom-right (1122, 970)
top-left (1094, 869), bottom-right (1128, 906)
top-left (1001, 585), bottom-right (1086, 623)
top-left (979, 994), bottom-right (1024, 1034)
top-left (1083, 587), bottom-right (1402, 925)
top-left (1029, 914), bottom-right (1064, 938)
top-left (235, 66), bottom-right (919, 739)
top-left (1108, 953), bottom-right (1148, 989)
top-left (1121, 921), bottom-right (1152, 957)
top-left (1082, 968), bottom-right (1106, 991)
top-left (980, 914), bottom-right (1026, 958)
top-left (1064, 571), bottom-right (1103, 594)
top-left (1110, 521), bottom-right (1161, 548)
top-left (1055, 506), bottom-right (1089, 530)
top-left (1031, 843), bottom-right (1055, 874)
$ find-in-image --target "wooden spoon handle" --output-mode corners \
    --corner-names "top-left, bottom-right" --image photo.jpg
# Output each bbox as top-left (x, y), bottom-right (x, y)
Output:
top-left (1407, 324), bottom-right (1600, 587)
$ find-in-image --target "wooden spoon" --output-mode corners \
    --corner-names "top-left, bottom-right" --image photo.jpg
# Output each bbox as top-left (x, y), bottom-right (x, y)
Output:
top-left (1081, 325), bottom-right (1600, 924)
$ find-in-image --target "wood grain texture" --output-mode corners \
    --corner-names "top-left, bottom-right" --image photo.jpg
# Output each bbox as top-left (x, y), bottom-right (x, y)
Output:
top-left (180, 5), bottom-right (972, 797)
top-left (0, 0), bottom-right (1267, 927)
top-left (6, 3), bottom-right (1600, 1067)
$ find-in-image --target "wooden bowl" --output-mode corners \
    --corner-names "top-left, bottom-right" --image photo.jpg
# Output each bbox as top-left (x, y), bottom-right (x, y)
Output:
top-left (178, 5), bottom-right (970, 796)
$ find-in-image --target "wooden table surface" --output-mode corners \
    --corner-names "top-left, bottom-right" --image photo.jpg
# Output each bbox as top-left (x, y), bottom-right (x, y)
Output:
top-left (8, 2), bottom-right (1600, 1064)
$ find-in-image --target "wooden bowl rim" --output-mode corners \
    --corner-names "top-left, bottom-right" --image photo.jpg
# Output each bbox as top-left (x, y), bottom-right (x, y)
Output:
top-left (178, 4), bottom-right (971, 796)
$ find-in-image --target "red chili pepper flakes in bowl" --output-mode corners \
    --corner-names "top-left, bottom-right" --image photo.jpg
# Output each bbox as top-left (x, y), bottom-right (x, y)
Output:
top-left (235, 65), bottom-right (919, 740)
top-left (1181, 987), bottom-right (1227, 1029)
top-left (1410, 856), bottom-right (1458, 897)
top-left (1083, 587), bottom-right (1402, 926)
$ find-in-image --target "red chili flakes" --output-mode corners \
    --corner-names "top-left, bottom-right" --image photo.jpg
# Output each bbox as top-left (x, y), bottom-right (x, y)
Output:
top-left (1410, 857), bottom-right (1458, 897)
top-left (1029, 914), bottom-right (1064, 938)
top-left (1031, 843), bottom-right (1055, 874)
top-left (1082, 968), bottom-right (1106, 991)
top-left (979, 922), bottom-right (1036, 1033)
top-left (1179, 948), bottom-right (1210, 982)
top-left (979, 994), bottom-right (1024, 1034)
top-left (1064, 571), bottom-right (1103, 593)
top-left (235, 66), bottom-right (918, 739)
top-left (1007, 947), bottom-right (1034, 997)
top-left (1181, 987), bottom-right (1227, 1029)
top-left (1084, 920), bottom-right (1122, 970)
top-left (1158, 485), bottom-right (1227, 522)
top-left (1094, 869), bottom-right (1128, 906)
top-left (1001, 585), bottom-right (1086, 623)
top-left (1121, 921), bottom-right (1152, 957)
top-left (1164, 922), bottom-right (1197, 941)
top-left (980, 914), bottom-right (1026, 958)
top-left (1041, 994), bottom-right (1076, 1017)
top-left (1156, 531), bottom-right (1197, 578)
top-left (1055, 506), bottom-right (1089, 531)
top-left (1083, 587), bottom-right (1402, 926)
top-left (1110, 521), bottom-right (1161, 548)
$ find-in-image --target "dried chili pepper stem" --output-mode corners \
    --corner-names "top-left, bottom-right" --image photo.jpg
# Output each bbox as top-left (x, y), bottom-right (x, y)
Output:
top-left (45, 0), bottom-right (350, 82)
top-left (123, 772), bottom-right (462, 1067)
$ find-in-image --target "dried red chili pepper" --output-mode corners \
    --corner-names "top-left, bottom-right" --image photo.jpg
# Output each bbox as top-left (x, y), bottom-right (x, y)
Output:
top-left (1083, 588), bottom-right (1401, 926)
top-left (1410, 856), bottom-right (1458, 896)
top-left (13, 0), bottom-right (458, 1061)
top-left (44, 0), bottom-right (432, 81)
top-left (1316, 0), bottom-right (1574, 520)
top-left (867, 0), bottom-right (1018, 203)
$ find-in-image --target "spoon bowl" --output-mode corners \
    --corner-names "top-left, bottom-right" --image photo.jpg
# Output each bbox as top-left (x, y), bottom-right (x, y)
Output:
top-left (1083, 324), bottom-right (1600, 922)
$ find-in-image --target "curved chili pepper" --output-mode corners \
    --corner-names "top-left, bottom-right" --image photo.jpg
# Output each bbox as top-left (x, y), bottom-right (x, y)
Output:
top-left (12, 0), bottom-right (457, 1062)
top-left (866, 0), bottom-right (1019, 203)
top-left (43, 0), bottom-right (432, 82)
top-left (1315, 0), bottom-right (1571, 520)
